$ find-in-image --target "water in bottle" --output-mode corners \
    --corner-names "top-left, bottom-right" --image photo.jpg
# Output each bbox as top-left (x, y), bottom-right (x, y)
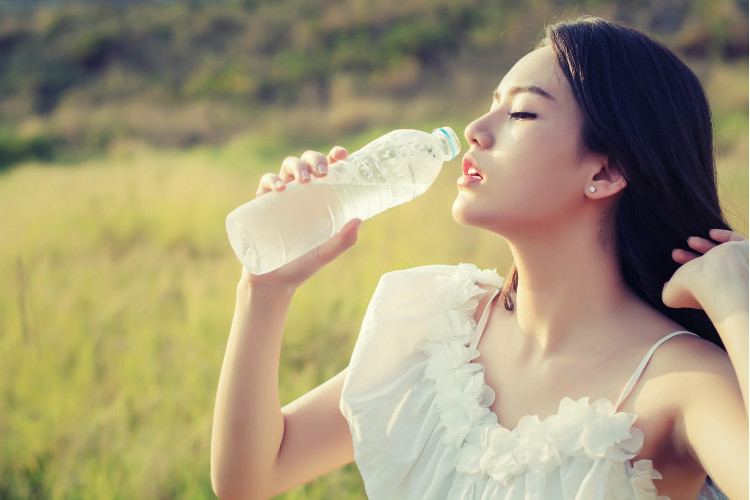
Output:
top-left (226, 127), bottom-right (461, 274)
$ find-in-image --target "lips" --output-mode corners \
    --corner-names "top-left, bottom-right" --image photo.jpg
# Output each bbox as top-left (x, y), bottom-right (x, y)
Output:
top-left (462, 158), bottom-right (483, 179)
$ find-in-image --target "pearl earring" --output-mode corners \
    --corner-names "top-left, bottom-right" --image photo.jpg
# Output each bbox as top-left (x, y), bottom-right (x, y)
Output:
top-left (589, 186), bottom-right (596, 192)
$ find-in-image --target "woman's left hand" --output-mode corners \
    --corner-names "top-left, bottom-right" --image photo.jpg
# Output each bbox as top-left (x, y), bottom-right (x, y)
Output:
top-left (663, 228), bottom-right (749, 310)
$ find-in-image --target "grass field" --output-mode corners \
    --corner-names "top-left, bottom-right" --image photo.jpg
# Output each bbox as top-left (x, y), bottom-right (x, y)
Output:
top-left (0, 0), bottom-right (747, 496)
top-left (0, 122), bottom-right (747, 498)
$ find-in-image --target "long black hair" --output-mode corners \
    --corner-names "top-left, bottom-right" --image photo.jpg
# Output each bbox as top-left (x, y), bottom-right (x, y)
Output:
top-left (497, 15), bottom-right (732, 497)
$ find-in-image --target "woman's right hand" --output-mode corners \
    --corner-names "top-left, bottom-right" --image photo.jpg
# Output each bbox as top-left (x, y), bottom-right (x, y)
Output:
top-left (240, 146), bottom-right (362, 292)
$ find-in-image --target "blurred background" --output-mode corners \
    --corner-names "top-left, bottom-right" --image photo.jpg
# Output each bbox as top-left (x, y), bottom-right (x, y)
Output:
top-left (0, 0), bottom-right (747, 498)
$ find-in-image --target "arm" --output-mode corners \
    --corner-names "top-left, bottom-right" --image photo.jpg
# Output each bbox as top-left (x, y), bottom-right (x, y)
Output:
top-left (211, 278), bottom-right (355, 500)
top-left (210, 280), bottom-right (294, 500)
top-left (673, 285), bottom-right (748, 500)
top-left (704, 281), bottom-right (749, 417)
top-left (667, 230), bottom-right (749, 499)
top-left (212, 146), bottom-right (359, 500)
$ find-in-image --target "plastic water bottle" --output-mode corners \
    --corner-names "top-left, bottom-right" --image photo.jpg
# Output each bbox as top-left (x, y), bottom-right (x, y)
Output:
top-left (226, 127), bottom-right (461, 274)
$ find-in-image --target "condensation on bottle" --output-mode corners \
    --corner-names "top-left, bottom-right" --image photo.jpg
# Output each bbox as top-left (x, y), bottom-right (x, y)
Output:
top-left (226, 127), bottom-right (461, 275)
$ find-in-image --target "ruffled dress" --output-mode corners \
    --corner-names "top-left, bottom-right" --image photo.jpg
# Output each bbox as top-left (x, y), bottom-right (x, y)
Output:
top-left (339, 263), bottom-right (727, 500)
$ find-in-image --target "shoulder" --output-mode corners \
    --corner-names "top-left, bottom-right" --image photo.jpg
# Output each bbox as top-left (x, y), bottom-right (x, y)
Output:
top-left (383, 263), bottom-right (457, 279)
top-left (370, 263), bottom-right (505, 319)
top-left (647, 332), bottom-right (733, 400)
top-left (380, 262), bottom-right (506, 287)
top-left (655, 334), bottom-right (736, 411)
top-left (650, 333), bottom-right (741, 463)
top-left (615, 302), bottom-right (729, 382)
top-left (653, 332), bottom-right (731, 379)
top-left (373, 264), bottom-right (455, 296)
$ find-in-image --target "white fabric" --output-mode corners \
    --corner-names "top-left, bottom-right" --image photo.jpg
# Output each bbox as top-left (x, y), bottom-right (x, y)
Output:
top-left (339, 263), bottom-right (724, 500)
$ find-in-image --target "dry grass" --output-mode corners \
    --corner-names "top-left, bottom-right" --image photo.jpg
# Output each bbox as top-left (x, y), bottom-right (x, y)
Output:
top-left (0, 138), bottom-right (516, 498)
top-left (0, 126), bottom-right (746, 498)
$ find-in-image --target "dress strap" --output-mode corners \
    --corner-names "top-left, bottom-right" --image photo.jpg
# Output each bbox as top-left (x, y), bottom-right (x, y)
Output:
top-left (614, 330), bottom-right (701, 410)
top-left (468, 287), bottom-right (502, 351)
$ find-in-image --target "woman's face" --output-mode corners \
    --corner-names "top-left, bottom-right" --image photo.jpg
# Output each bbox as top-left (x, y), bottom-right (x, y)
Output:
top-left (454, 45), bottom-right (601, 235)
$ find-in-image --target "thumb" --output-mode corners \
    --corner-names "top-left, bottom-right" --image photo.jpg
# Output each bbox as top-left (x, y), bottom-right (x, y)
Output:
top-left (315, 219), bottom-right (362, 267)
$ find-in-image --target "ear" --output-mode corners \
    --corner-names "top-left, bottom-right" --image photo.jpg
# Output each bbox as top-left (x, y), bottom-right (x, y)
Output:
top-left (587, 155), bottom-right (627, 197)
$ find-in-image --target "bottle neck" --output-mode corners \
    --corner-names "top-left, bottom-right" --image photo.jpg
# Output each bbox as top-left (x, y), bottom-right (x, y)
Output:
top-left (431, 128), bottom-right (459, 161)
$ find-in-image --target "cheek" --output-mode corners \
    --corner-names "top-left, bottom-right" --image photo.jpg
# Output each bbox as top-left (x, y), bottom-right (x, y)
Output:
top-left (453, 123), bottom-right (583, 227)
top-left (518, 119), bottom-right (578, 170)
top-left (501, 123), bottom-right (581, 196)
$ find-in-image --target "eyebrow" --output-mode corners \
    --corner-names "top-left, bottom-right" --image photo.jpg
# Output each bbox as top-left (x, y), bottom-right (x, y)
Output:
top-left (494, 85), bottom-right (555, 102)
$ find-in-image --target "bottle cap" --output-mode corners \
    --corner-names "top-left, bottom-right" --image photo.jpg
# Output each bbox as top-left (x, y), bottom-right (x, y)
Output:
top-left (432, 127), bottom-right (461, 160)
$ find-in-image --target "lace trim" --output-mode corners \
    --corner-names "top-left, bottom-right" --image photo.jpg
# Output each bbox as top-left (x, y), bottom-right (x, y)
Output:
top-left (420, 263), bottom-right (669, 498)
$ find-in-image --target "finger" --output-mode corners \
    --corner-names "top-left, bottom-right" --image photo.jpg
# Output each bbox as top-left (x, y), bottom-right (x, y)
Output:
top-left (326, 146), bottom-right (348, 165)
top-left (300, 150), bottom-right (329, 177)
top-left (258, 173), bottom-right (287, 196)
top-left (314, 218), bottom-right (362, 268)
top-left (280, 156), bottom-right (312, 184)
top-left (686, 236), bottom-right (718, 255)
top-left (709, 228), bottom-right (747, 242)
top-left (671, 248), bottom-right (701, 265)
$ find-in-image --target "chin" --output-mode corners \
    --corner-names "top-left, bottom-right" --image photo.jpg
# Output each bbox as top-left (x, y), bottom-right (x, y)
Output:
top-left (452, 197), bottom-right (513, 235)
top-left (452, 198), bottom-right (484, 228)
top-left (452, 196), bottom-right (468, 222)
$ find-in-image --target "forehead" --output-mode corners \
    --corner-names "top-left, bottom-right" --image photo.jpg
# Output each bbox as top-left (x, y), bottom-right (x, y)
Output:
top-left (496, 46), bottom-right (568, 102)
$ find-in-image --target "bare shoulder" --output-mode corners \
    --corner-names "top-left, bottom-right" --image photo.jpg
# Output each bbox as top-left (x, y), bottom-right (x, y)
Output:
top-left (653, 331), bottom-right (732, 377)
top-left (648, 331), bottom-right (736, 404)
top-left (650, 331), bottom-right (744, 461)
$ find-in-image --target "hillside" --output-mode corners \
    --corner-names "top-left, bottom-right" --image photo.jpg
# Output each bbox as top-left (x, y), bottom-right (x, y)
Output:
top-left (0, 0), bottom-right (747, 165)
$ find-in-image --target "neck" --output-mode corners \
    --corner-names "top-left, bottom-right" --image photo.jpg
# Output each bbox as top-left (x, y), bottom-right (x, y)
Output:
top-left (502, 214), bottom-right (641, 359)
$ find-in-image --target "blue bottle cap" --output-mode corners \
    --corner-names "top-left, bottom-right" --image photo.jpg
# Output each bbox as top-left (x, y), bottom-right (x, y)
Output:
top-left (432, 127), bottom-right (461, 160)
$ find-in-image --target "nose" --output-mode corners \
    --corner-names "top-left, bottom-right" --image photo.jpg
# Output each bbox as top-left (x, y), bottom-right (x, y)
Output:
top-left (464, 113), bottom-right (494, 150)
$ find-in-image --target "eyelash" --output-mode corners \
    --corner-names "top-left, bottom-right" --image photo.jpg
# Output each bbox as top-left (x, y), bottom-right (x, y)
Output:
top-left (508, 111), bottom-right (537, 120)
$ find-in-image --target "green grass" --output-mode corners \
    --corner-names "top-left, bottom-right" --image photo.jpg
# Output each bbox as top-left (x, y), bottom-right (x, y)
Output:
top-left (2, 0), bottom-right (747, 160)
top-left (0, 142), bottom-right (513, 499)
top-left (0, 132), bottom-right (746, 498)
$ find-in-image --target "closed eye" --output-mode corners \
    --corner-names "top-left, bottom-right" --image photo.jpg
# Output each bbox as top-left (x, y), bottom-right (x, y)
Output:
top-left (508, 111), bottom-right (536, 120)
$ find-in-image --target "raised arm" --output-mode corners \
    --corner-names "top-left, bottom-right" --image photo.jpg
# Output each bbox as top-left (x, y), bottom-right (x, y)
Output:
top-left (664, 229), bottom-right (749, 499)
top-left (210, 282), bottom-right (294, 500)
top-left (211, 281), bottom-right (356, 500)
top-left (211, 147), bottom-right (361, 500)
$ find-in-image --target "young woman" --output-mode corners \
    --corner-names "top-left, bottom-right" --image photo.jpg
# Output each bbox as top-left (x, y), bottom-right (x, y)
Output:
top-left (210, 16), bottom-right (748, 500)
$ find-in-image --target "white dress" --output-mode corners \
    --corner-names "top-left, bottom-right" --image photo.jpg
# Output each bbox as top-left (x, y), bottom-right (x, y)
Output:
top-left (339, 263), bottom-right (728, 500)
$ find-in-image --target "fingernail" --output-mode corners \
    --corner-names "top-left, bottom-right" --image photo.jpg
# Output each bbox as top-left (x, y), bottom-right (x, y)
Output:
top-left (318, 163), bottom-right (327, 174)
top-left (301, 170), bottom-right (310, 180)
top-left (663, 281), bottom-right (669, 290)
top-left (276, 180), bottom-right (284, 188)
top-left (687, 236), bottom-right (693, 244)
